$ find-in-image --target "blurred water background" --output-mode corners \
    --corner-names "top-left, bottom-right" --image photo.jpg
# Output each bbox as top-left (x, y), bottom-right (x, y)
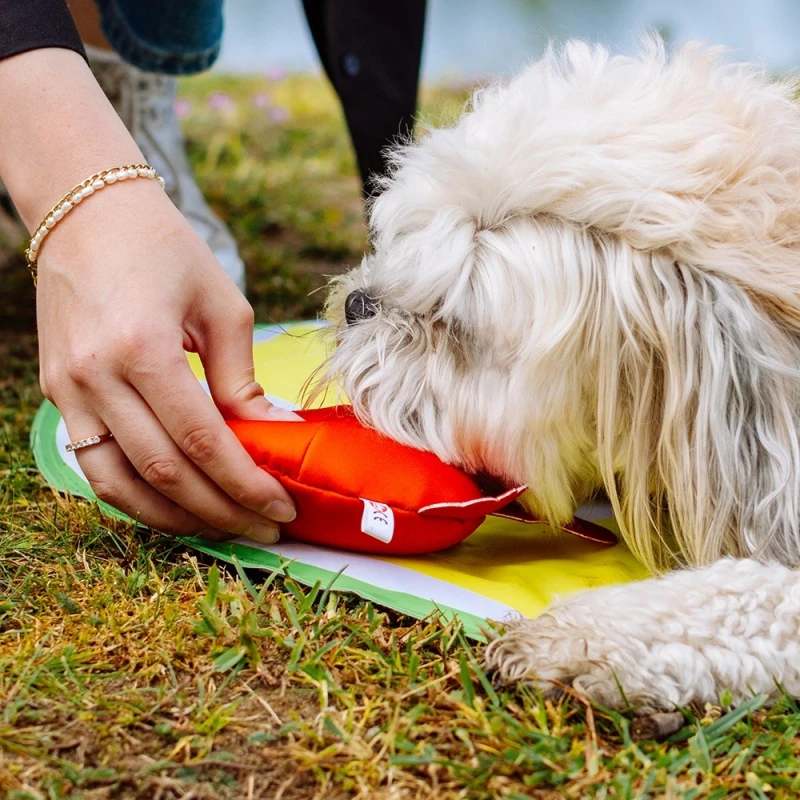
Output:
top-left (218, 0), bottom-right (800, 78)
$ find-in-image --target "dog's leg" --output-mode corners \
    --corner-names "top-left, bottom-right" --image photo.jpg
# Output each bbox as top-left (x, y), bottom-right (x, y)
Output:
top-left (484, 558), bottom-right (800, 711)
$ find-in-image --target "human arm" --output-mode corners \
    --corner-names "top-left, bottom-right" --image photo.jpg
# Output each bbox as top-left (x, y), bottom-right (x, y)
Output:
top-left (0, 45), bottom-right (298, 541)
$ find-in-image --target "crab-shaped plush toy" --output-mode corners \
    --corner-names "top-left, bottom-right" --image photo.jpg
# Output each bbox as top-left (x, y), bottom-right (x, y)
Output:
top-left (228, 406), bottom-right (616, 555)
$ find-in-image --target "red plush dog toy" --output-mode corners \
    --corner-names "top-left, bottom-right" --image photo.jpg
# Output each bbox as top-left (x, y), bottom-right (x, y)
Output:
top-left (228, 406), bottom-right (616, 555)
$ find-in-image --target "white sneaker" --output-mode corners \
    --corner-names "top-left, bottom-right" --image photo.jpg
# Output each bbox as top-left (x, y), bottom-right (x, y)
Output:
top-left (86, 45), bottom-right (246, 291)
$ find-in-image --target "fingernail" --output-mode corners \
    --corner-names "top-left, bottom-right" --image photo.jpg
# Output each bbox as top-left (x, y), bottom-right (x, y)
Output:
top-left (266, 405), bottom-right (304, 422)
top-left (246, 523), bottom-right (280, 545)
top-left (264, 500), bottom-right (296, 523)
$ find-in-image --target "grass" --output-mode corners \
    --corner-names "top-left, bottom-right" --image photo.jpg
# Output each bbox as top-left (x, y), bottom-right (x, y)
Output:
top-left (2, 71), bottom-right (800, 798)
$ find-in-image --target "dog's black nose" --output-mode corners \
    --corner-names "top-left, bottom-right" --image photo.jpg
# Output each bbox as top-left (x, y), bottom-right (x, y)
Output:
top-left (345, 288), bottom-right (379, 325)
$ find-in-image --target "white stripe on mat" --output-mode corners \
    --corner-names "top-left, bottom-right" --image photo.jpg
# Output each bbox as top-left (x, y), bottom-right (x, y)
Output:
top-left (226, 537), bottom-right (520, 622)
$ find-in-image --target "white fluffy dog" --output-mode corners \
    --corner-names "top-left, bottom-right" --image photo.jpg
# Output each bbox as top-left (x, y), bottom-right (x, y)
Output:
top-left (319, 38), bottom-right (800, 711)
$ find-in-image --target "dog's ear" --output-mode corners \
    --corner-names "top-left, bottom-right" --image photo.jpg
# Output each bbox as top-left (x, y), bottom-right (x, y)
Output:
top-left (593, 247), bottom-right (800, 571)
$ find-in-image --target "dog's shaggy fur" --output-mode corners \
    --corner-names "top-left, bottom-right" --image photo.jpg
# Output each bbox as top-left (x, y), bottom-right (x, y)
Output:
top-left (320, 38), bottom-right (800, 710)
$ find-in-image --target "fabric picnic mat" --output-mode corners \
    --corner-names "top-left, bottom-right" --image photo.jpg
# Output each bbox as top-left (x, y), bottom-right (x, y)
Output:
top-left (30, 321), bottom-right (648, 639)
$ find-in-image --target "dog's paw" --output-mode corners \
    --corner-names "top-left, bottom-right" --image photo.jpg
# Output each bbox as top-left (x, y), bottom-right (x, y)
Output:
top-left (483, 609), bottom-right (672, 712)
top-left (483, 559), bottom-right (800, 711)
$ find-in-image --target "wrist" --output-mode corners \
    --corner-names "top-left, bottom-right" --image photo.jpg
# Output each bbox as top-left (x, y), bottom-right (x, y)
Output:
top-left (27, 163), bottom-right (169, 277)
top-left (35, 174), bottom-right (184, 276)
top-left (0, 48), bottom-right (144, 230)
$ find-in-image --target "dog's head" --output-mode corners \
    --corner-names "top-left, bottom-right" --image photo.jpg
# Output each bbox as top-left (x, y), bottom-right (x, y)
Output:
top-left (322, 214), bottom-right (605, 525)
top-left (320, 38), bottom-right (800, 565)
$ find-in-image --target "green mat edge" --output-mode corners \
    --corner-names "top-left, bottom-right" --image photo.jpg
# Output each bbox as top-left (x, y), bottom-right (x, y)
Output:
top-left (30, 397), bottom-right (489, 640)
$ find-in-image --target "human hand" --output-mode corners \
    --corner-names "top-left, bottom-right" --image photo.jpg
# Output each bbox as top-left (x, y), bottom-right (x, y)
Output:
top-left (36, 180), bottom-right (300, 542)
top-left (0, 49), bottom-right (299, 543)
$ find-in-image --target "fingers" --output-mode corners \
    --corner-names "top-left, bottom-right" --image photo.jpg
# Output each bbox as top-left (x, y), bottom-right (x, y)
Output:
top-left (91, 382), bottom-right (283, 543)
top-left (199, 294), bottom-right (302, 423)
top-left (33, 189), bottom-right (296, 543)
top-left (120, 331), bottom-right (297, 525)
top-left (61, 404), bottom-right (207, 536)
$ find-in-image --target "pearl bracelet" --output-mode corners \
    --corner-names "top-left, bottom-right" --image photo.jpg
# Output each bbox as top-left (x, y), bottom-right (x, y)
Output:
top-left (25, 163), bottom-right (166, 283)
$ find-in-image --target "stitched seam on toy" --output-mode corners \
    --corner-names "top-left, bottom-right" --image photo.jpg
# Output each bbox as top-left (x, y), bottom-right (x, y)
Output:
top-left (257, 466), bottom-right (419, 514)
top-left (419, 484), bottom-right (527, 513)
top-left (294, 427), bottom-right (320, 487)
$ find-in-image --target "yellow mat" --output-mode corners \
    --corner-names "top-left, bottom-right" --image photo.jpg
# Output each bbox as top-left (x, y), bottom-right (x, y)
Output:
top-left (32, 321), bottom-right (648, 638)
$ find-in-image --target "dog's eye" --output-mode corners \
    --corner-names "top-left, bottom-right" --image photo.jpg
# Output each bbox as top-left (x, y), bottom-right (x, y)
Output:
top-left (345, 289), bottom-right (379, 325)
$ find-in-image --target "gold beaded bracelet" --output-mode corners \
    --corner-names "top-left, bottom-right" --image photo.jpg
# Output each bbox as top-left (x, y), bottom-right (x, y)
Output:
top-left (25, 163), bottom-right (166, 283)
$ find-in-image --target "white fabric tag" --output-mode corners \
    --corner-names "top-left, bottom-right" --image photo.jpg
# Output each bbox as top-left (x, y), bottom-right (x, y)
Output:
top-left (359, 499), bottom-right (395, 542)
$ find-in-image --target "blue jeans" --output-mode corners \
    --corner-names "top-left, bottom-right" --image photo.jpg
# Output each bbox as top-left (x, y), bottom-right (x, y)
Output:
top-left (96, 0), bottom-right (224, 74)
top-left (95, 0), bottom-right (427, 191)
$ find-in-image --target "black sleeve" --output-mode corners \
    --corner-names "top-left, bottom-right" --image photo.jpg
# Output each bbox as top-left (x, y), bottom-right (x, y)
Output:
top-left (0, 0), bottom-right (87, 63)
top-left (302, 0), bottom-right (426, 195)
